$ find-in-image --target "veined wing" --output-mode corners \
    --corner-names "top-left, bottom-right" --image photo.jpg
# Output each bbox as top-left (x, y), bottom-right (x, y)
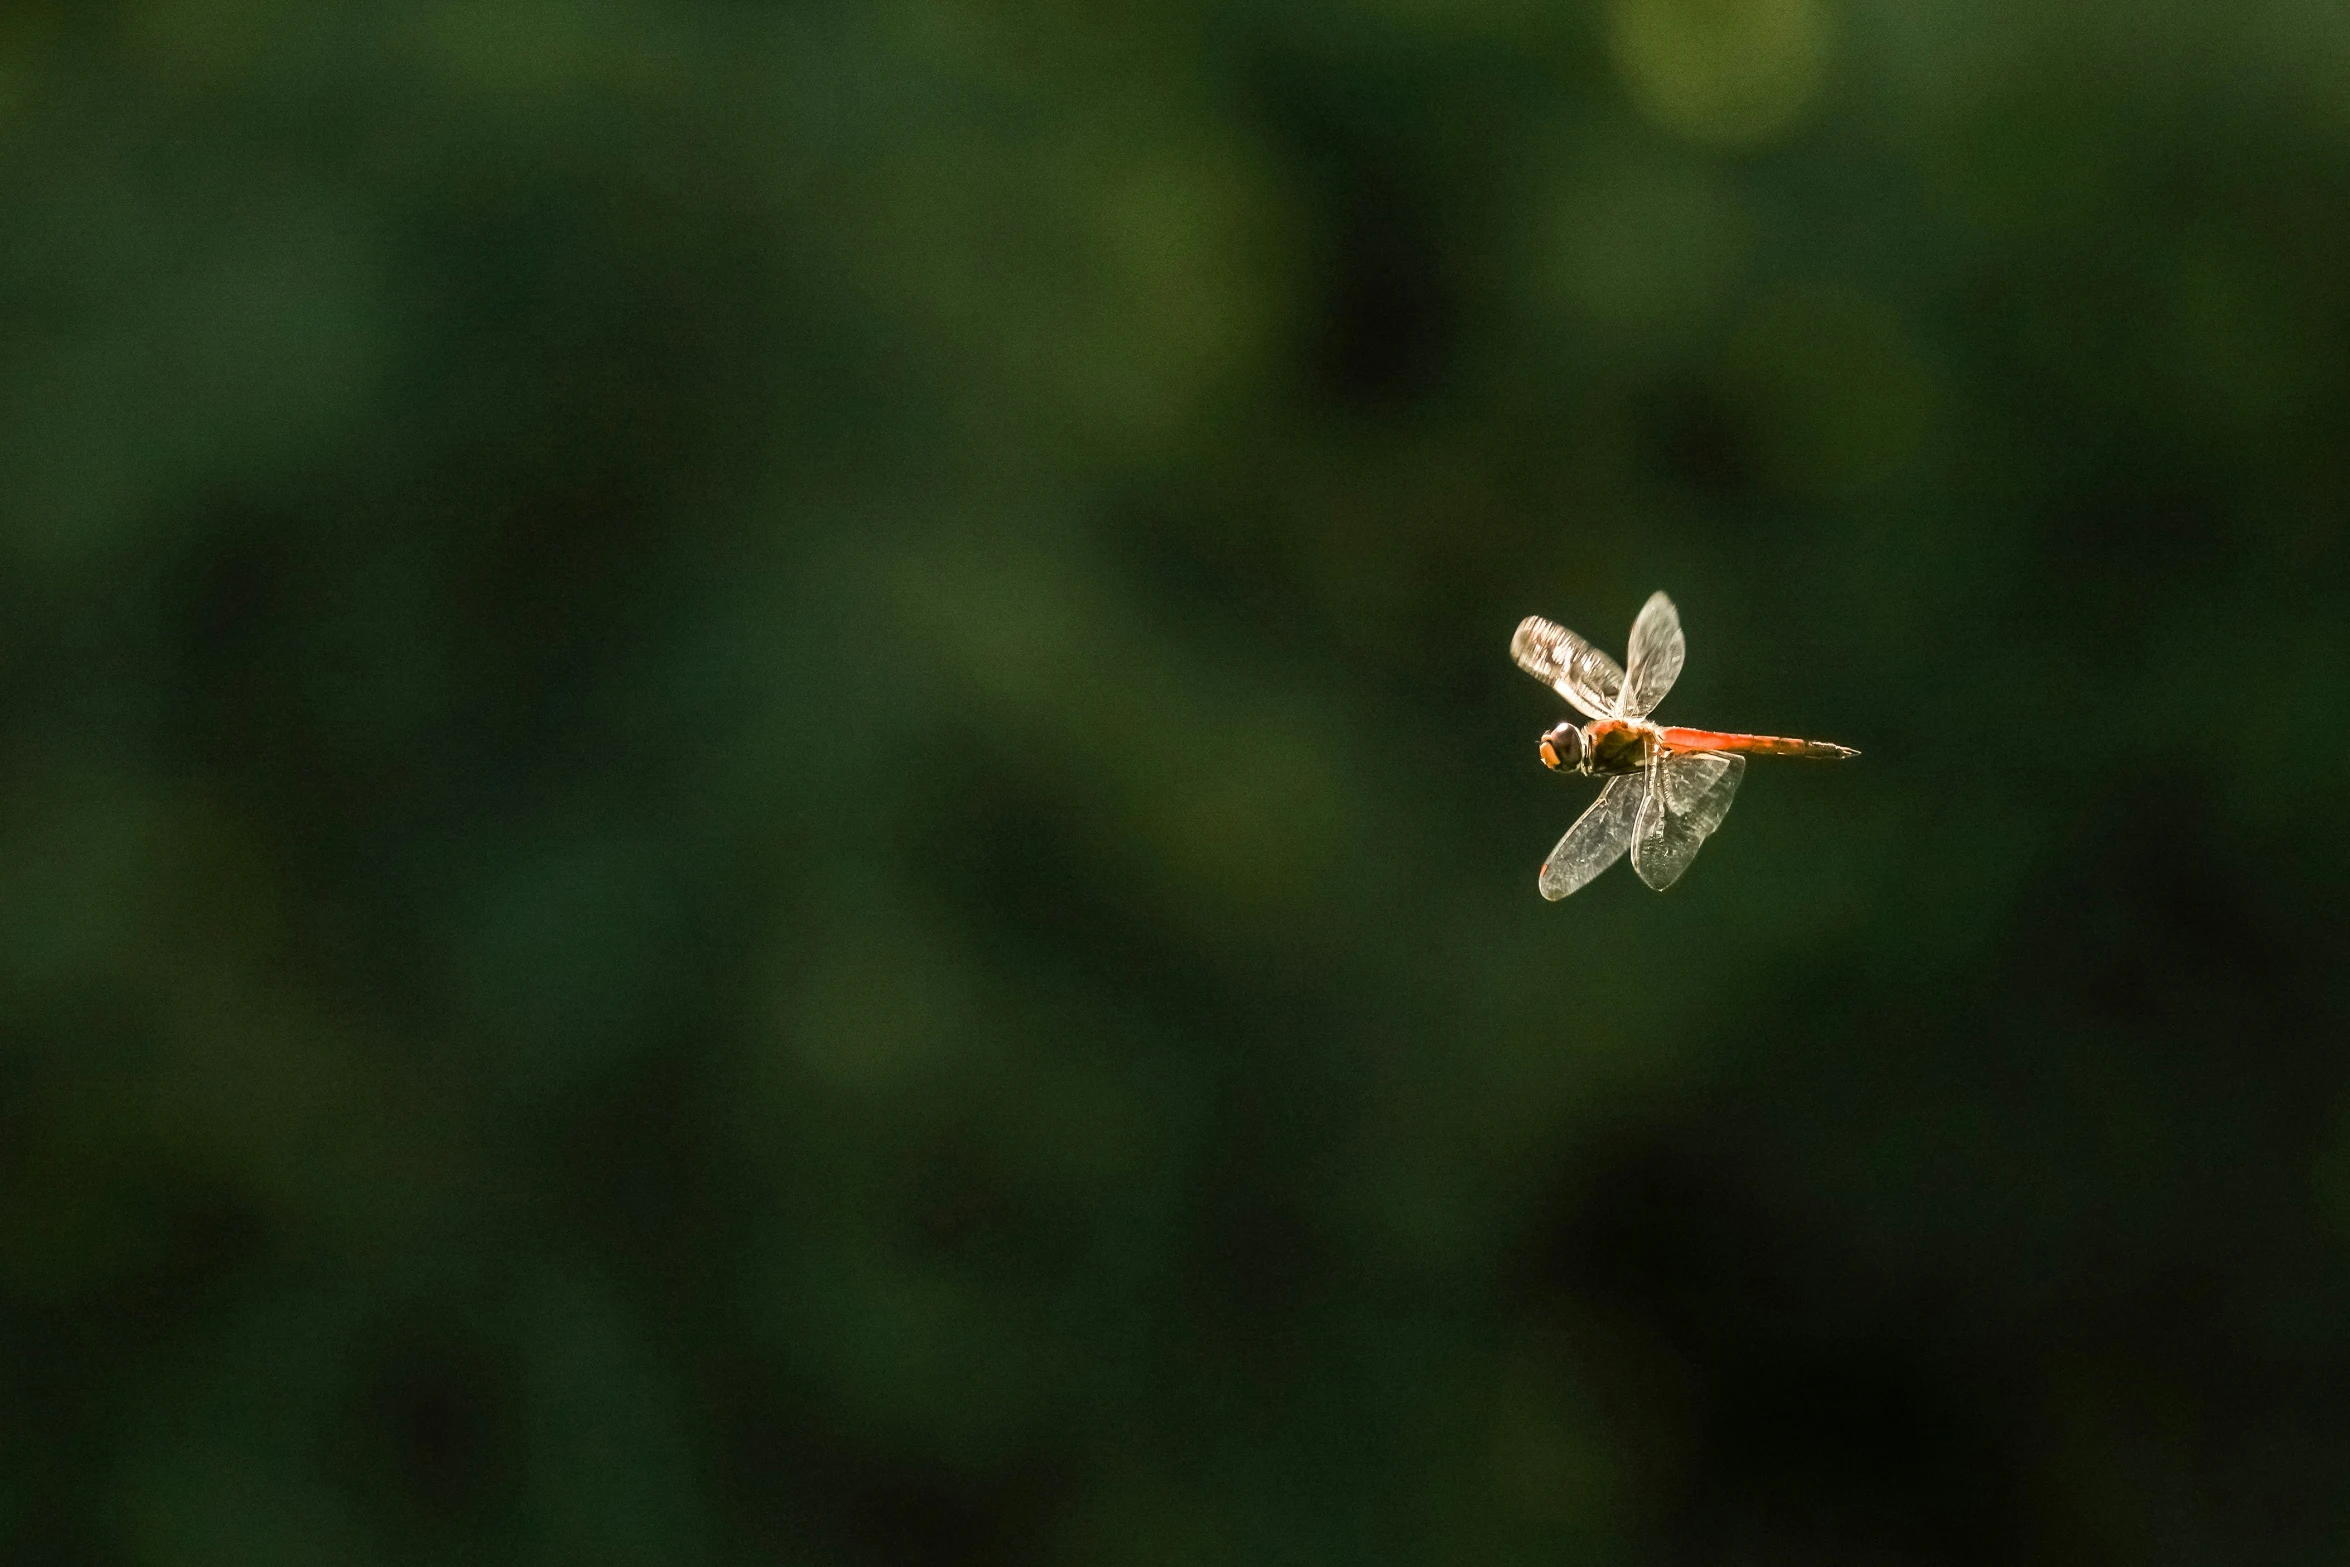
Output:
top-left (1629, 752), bottom-right (1744, 891)
top-left (1511, 616), bottom-right (1624, 720)
top-left (1618, 592), bottom-right (1686, 719)
top-left (1539, 774), bottom-right (1643, 900)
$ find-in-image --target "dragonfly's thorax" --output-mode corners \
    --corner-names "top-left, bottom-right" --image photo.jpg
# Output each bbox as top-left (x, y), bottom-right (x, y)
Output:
top-left (1584, 718), bottom-right (1659, 776)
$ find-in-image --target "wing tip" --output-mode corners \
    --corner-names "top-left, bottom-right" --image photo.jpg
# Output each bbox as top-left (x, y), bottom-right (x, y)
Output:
top-left (1628, 852), bottom-right (1684, 892)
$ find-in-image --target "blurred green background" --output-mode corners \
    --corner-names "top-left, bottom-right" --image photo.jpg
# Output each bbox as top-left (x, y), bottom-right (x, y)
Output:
top-left (7, 0), bottom-right (2350, 1562)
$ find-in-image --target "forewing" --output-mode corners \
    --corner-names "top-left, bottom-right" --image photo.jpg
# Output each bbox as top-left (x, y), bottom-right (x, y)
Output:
top-left (1539, 774), bottom-right (1642, 900)
top-left (1629, 753), bottom-right (1744, 890)
top-left (1618, 592), bottom-right (1686, 718)
top-left (1511, 616), bottom-right (1625, 721)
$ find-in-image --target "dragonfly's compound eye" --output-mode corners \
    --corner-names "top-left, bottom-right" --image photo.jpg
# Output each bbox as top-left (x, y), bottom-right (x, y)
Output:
top-left (1539, 723), bottom-right (1587, 773)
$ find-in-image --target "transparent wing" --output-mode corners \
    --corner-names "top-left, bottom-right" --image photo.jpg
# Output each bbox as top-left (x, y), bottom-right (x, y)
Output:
top-left (1511, 616), bottom-right (1625, 721)
top-left (1629, 753), bottom-right (1744, 890)
top-left (1539, 774), bottom-right (1643, 900)
top-left (1618, 592), bottom-right (1686, 719)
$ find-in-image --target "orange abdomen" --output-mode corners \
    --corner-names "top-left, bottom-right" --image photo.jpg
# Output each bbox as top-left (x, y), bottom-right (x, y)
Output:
top-left (1658, 726), bottom-right (1859, 761)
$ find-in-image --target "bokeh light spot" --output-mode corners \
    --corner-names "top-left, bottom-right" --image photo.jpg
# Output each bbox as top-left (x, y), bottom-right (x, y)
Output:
top-left (1605, 0), bottom-right (1833, 148)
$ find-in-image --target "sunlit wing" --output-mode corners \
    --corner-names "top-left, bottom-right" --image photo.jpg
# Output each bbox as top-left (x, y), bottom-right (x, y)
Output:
top-left (1617, 592), bottom-right (1686, 719)
top-left (1629, 752), bottom-right (1744, 890)
top-left (1539, 774), bottom-right (1643, 900)
top-left (1511, 616), bottom-right (1625, 721)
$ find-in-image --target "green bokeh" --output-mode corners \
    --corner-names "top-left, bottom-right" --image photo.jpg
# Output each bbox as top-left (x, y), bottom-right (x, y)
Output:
top-left (6, 2), bottom-right (2350, 1562)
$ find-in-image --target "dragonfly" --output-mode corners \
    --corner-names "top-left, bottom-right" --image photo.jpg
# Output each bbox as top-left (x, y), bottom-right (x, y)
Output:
top-left (1512, 592), bottom-right (1857, 898)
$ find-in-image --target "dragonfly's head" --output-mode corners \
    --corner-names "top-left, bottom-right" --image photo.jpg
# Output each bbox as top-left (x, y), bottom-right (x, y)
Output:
top-left (1538, 721), bottom-right (1589, 775)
